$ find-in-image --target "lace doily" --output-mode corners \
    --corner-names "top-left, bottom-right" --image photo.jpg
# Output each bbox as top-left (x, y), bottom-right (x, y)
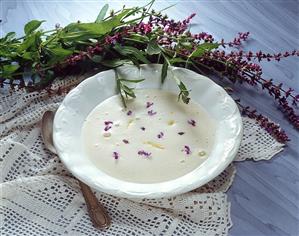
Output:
top-left (0, 75), bottom-right (284, 236)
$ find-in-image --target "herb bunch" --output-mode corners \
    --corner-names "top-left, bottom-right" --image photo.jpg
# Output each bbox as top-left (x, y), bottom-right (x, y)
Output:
top-left (0, 1), bottom-right (298, 143)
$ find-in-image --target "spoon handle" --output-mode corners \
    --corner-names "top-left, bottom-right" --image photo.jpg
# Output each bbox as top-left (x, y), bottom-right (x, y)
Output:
top-left (78, 180), bottom-right (111, 229)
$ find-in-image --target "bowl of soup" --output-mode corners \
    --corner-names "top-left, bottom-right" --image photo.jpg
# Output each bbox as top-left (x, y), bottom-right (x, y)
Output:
top-left (53, 64), bottom-right (242, 199)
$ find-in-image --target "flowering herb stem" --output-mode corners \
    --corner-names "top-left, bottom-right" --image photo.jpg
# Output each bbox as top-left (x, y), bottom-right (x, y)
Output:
top-left (1, 1), bottom-right (298, 143)
top-left (236, 100), bottom-right (289, 143)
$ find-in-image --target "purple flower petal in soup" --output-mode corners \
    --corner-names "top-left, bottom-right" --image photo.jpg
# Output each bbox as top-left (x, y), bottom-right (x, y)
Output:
top-left (104, 121), bottom-right (113, 132)
top-left (122, 139), bottom-right (129, 144)
top-left (104, 126), bottom-right (112, 131)
top-left (157, 132), bottom-right (164, 139)
top-left (148, 110), bottom-right (157, 116)
top-left (146, 102), bottom-right (154, 108)
top-left (127, 110), bottom-right (133, 116)
top-left (104, 121), bottom-right (113, 126)
top-left (113, 151), bottom-right (119, 160)
top-left (138, 150), bottom-right (151, 158)
top-left (187, 119), bottom-right (196, 127)
top-left (178, 132), bottom-right (185, 135)
top-left (140, 127), bottom-right (146, 131)
top-left (182, 145), bottom-right (191, 155)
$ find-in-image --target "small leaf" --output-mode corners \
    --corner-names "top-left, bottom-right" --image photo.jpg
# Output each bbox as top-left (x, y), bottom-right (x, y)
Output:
top-left (0, 47), bottom-right (18, 58)
top-left (146, 39), bottom-right (161, 55)
top-left (169, 58), bottom-right (188, 64)
top-left (21, 51), bottom-right (38, 61)
top-left (122, 84), bottom-right (136, 98)
top-left (178, 81), bottom-right (190, 104)
top-left (181, 42), bottom-right (192, 48)
top-left (119, 78), bottom-right (145, 83)
top-left (17, 32), bottom-right (42, 53)
top-left (91, 55), bottom-right (103, 63)
top-left (178, 81), bottom-right (188, 93)
top-left (130, 56), bottom-right (140, 67)
top-left (96, 4), bottom-right (109, 22)
top-left (49, 47), bottom-right (73, 57)
top-left (0, 64), bottom-right (20, 78)
top-left (129, 33), bottom-right (149, 42)
top-left (46, 47), bottom-right (74, 65)
top-left (161, 59), bottom-right (169, 83)
top-left (114, 44), bottom-right (150, 64)
top-left (189, 43), bottom-right (219, 58)
top-left (4, 32), bottom-right (16, 41)
top-left (21, 52), bottom-right (32, 60)
top-left (62, 9), bottom-right (131, 42)
top-left (100, 59), bottom-right (132, 68)
top-left (24, 20), bottom-right (45, 35)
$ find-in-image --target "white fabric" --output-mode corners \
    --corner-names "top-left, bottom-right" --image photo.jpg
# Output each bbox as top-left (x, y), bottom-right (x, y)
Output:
top-left (0, 75), bottom-right (284, 236)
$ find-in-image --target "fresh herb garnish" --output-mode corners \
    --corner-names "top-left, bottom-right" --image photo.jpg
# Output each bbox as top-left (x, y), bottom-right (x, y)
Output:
top-left (1, 1), bottom-right (298, 143)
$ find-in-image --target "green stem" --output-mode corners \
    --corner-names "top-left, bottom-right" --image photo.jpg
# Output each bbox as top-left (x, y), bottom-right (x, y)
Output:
top-left (115, 71), bottom-right (127, 108)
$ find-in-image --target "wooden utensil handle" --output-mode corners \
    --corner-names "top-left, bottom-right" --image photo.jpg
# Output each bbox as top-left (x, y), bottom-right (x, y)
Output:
top-left (78, 180), bottom-right (111, 229)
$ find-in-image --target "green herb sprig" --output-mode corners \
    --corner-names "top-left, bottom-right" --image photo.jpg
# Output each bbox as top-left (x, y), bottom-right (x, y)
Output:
top-left (1, 1), bottom-right (298, 143)
top-left (0, 1), bottom-right (216, 105)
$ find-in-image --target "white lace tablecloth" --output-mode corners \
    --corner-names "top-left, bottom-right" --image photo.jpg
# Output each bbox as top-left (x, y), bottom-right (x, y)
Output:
top-left (0, 76), bottom-right (284, 236)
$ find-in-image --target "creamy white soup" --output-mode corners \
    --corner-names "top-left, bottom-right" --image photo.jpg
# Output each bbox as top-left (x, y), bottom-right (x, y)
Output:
top-left (81, 89), bottom-right (216, 183)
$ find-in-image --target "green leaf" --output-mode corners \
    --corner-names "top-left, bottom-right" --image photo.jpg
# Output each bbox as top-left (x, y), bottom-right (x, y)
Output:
top-left (169, 58), bottom-right (188, 64)
top-left (96, 4), bottom-right (109, 22)
top-left (180, 42), bottom-right (192, 48)
top-left (146, 39), bottom-right (161, 55)
top-left (114, 44), bottom-right (150, 64)
top-left (116, 76), bottom-right (127, 108)
top-left (17, 35), bottom-right (36, 52)
top-left (0, 64), bottom-right (20, 78)
top-left (4, 32), bottom-right (16, 41)
top-left (49, 47), bottom-right (73, 57)
top-left (178, 81), bottom-right (190, 104)
top-left (0, 46), bottom-right (18, 59)
top-left (129, 56), bottom-right (140, 67)
top-left (129, 33), bottom-right (149, 42)
top-left (119, 78), bottom-right (145, 83)
top-left (161, 60), bottom-right (168, 83)
top-left (100, 59), bottom-right (132, 68)
top-left (24, 20), bottom-right (45, 35)
top-left (108, 8), bottom-right (132, 23)
top-left (17, 31), bottom-right (42, 53)
top-left (46, 47), bottom-right (74, 65)
top-left (21, 51), bottom-right (39, 61)
top-left (122, 84), bottom-right (136, 98)
top-left (189, 43), bottom-right (219, 58)
top-left (62, 9), bottom-right (131, 42)
top-left (178, 81), bottom-right (188, 92)
top-left (91, 55), bottom-right (103, 63)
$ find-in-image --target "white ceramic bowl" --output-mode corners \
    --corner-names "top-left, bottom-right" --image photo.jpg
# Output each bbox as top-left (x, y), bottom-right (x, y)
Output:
top-left (53, 64), bottom-right (243, 199)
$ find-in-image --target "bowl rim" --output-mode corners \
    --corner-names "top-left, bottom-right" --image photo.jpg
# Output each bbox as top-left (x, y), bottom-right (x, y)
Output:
top-left (53, 64), bottom-right (243, 199)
